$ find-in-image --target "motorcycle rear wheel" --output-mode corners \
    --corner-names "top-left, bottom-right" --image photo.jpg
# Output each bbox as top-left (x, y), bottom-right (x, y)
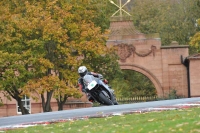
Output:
top-left (99, 92), bottom-right (114, 105)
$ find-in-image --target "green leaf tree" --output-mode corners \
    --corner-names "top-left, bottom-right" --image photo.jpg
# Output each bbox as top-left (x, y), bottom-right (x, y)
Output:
top-left (0, 0), bottom-right (116, 113)
top-left (190, 19), bottom-right (200, 53)
top-left (0, 51), bottom-right (34, 114)
top-left (110, 70), bottom-right (156, 98)
top-left (131, 0), bottom-right (200, 49)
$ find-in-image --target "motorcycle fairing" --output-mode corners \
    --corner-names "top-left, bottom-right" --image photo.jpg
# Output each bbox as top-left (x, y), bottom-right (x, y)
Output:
top-left (83, 74), bottom-right (115, 104)
top-left (87, 80), bottom-right (97, 90)
top-left (97, 80), bottom-right (115, 102)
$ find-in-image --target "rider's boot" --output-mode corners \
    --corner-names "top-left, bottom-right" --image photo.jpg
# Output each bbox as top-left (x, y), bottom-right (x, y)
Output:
top-left (86, 93), bottom-right (94, 102)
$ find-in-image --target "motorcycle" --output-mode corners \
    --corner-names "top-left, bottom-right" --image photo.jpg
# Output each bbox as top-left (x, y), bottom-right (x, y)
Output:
top-left (83, 74), bottom-right (118, 105)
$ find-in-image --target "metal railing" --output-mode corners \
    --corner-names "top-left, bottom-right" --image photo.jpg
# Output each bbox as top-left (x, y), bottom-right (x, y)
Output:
top-left (92, 96), bottom-right (158, 106)
top-left (116, 96), bottom-right (158, 104)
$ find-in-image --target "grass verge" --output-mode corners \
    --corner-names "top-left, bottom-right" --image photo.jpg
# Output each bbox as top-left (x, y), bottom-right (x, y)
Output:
top-left (4, 107), bottom-right (200, 133)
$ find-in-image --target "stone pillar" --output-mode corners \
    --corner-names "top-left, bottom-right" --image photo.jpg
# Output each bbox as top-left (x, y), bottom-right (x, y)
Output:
top-left (188, 55), bottom-right (200, 97)
top-left (161, 42), bottom-right (189, 97)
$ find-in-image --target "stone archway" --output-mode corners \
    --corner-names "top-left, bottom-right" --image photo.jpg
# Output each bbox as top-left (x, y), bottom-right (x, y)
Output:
top-left (120, 64), bottom-right (163, 97)
top-left (106, 17), bottom-right (189, 97)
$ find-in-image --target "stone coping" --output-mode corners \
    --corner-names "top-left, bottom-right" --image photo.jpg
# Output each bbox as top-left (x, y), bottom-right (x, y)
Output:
top-left (65, 101), bottom-right (91, 104)
top-left (107, 38), bottom-right (161, 42)
top-left (110, 16), bottom-right (133, 21)
top-left (187, 57), bottom-right (200, 60)
top-left (161, 45), bottom-right (189, 49)
top-left (186, 53), bottom-right (200, 60)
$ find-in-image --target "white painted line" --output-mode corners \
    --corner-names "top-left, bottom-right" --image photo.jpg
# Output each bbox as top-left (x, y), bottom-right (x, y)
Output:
top-left (148, 108), bottom-right (177, 110)
top-left (174, 104), bottom-right (200, 106)
top-left (112, 112), bottom-right (123, 116)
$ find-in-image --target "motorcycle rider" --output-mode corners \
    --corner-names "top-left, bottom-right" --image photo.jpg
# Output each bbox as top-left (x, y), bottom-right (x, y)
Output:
top-left (78, 66), bottom-right (109, 102)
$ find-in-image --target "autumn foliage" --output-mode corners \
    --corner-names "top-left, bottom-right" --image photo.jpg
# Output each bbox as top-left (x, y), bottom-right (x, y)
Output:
top-left (190, 19), bottom-right (200, 53)
top-left (0, 0), bottom-right (114, 113)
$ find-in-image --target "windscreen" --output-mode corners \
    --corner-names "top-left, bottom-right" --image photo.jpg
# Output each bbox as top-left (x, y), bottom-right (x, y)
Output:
top-left (83, 75), bottom-right (95, 86)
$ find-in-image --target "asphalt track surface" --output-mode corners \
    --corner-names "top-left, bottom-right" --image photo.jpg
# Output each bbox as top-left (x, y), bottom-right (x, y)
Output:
top-left (0, 97), bottom-right (200, 128)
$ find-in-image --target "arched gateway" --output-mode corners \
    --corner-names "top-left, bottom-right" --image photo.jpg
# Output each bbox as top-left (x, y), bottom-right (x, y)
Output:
top-left (120, 64), bottom-right (163, 97)
top-left (106, 0), bottom-right (200, 98)
top-left (106, 17), bottom-right (189, 97)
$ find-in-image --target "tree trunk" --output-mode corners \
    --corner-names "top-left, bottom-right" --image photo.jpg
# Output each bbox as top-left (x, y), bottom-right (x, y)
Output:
top-left (41, 92), bottom-right (53, 112)
top-left (56, 95), bottom-right (68, 111)
top-left (41, 94), bottom-right (46, 112)
top-left (44, 90), bottom-right (53, 112)
top-left (7, 87), bottom-right (30, 115)
top-left (57, 101), bottom-right (63, 111)
top-left (41, 68), bottom-right (53, 112)
top-left (17, 97), bottom-right (30, 115)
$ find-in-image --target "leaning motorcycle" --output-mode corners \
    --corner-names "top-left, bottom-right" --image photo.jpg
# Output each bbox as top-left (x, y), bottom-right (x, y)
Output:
top-left (83, 74), bottom-right (118, 105)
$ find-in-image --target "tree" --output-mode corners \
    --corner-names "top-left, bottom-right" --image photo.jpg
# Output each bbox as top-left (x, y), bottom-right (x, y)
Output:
top-left (0, 51), bottom-right (33, 114)
top-left (0, 0), bottom-right (113, 113)
top-left (89, 0), bottom-right (118, 32)
top-left (190, 19), bottom-right (200, 53)
top-left (83, 47), bottom-right (122, 81)
top-left (131, 0), bottom-right (200, 49)
top-left (110, 70), bottom-right (156, 98)
top-left (22, 75), bottom-right (82, 111)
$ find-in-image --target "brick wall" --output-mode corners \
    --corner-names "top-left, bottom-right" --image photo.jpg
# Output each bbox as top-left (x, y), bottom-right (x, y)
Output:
top-left (0, 91), bottom-right (91, 117)
top-left (189, 59), bottom-right (200, 97)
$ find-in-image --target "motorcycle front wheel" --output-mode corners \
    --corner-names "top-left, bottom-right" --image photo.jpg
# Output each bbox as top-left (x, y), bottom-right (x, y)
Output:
top-left (99, 92), bottom-right (114, 105)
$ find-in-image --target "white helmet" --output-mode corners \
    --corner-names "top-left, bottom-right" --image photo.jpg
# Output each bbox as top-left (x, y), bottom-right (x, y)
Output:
top-left (78, 66), bottom-right (88, 77)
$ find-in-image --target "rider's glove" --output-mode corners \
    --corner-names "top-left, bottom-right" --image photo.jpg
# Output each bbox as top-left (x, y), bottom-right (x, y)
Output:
top-left (103, 79), bottom-right (108, 84)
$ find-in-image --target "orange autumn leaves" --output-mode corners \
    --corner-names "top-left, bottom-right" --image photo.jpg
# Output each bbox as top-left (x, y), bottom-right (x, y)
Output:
top-left (0, 0), bottom-right (109, 105)
top-left (22, 75), bottom-right (82, 101)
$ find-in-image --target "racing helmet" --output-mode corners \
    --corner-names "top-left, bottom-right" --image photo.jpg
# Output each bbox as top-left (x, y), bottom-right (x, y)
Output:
top-left (78, 66), bottom-right (88, 77)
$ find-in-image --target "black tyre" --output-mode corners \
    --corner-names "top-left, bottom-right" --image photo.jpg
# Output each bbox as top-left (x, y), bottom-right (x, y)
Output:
top-left (99, 92), bottom-right (114, 105)
top-left (113, 101), bottom-right (119, 105)
top-left (112, 94), bottom-right (119, 105)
